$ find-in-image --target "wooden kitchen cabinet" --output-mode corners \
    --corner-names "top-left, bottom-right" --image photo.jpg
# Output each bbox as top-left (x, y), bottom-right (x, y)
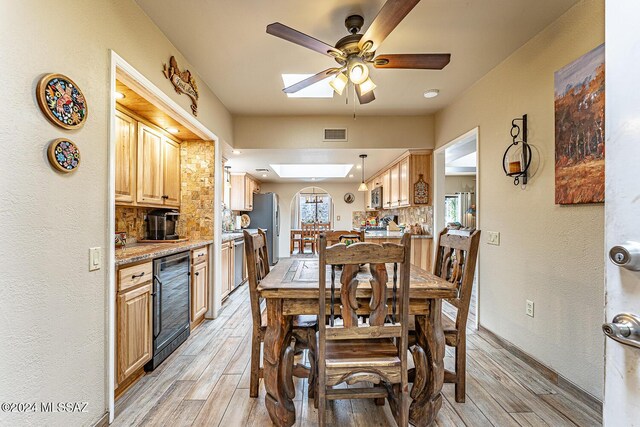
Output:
top-left (115, 108), bottom-right (181, 208)
top-left (399, 157), bottom-right (410, 206)
top-left (137, 123), bottom-right (164, 205)
top-left (365, 150), bottom-right (432, 210)
top-left (191, 246), bottom-right (209, 329)
top-left (116, 262), bottom-right (153, 387)
top-left (382, 170), bottom-right (391, 209)
top-left (390, 163), bottom-right (400, 208)
top-left (230, 173), bottom-right (261, 211)
top-left (162, 138), bottom-right (181, 207)
top-left (221, 241), bottom-right (232, 299)
top-left (115, 110), bottom-right (137, 204)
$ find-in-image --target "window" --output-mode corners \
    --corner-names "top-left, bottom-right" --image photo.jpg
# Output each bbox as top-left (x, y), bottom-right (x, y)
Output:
top-left (444, 195), bottom-right (460, 225)
top-left (300, 194), bottom-right (331, 225)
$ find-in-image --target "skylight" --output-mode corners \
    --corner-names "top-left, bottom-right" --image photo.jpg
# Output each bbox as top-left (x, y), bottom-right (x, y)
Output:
top-left (270, 164), bottom-right (353, 178)
top-left (281, 74), bottom-right (334, 98)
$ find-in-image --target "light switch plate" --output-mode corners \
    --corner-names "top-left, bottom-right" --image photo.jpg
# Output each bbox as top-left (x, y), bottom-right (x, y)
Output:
top-left (487, 231), bottom-right (500, 246)
top-left (337, 215), bottom-right (341, 221)
top-left (89, 247), bottom-right (102, 271)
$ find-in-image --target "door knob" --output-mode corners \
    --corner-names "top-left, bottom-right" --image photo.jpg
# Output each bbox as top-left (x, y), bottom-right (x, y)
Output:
top-left (609, 241), bottom-right (640, 270)
top-left (603, 313), bottom-right (640, 350)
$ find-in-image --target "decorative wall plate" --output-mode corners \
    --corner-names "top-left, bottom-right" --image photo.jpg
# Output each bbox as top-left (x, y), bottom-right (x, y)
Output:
top-left (37, 73), bottom-right (88, 129)
top-left (47, 138), bottom-right (80, 173)
top-left (241, 214), bottom-right (251, 228)
top-left (344, 192), bottom-right (355, 204)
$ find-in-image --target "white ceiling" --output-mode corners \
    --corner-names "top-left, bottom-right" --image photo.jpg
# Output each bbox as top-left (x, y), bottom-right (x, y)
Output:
top-left (445, 132), bottom-right (476, 175)
top-left (223, 148), bottom-right (406, 184)
top-left (135, 0), bottom-right (578, 115)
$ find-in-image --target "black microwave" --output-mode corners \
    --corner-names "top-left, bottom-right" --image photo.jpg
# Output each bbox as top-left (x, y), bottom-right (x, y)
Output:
top-left (371, 186), bottom-right (383, 209)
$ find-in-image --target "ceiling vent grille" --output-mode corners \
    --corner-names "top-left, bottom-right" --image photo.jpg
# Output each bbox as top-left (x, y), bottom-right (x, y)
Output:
top-left (255, 168), bottom-right (269, 172)
top-left (323, 128), bottom-right (348, 142)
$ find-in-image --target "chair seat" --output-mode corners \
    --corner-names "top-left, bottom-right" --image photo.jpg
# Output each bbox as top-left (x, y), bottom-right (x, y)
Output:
top-left (261, 307), bottom-right (317, 329)
top-left (324, 338), bottom-right (401, 369)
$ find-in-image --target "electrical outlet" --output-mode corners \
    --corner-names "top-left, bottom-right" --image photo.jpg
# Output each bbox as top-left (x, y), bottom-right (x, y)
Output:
top-left (487, 231), bottom-right (500, 246)
top-left (337, 215), bottom-right (341, 221)
top-left (526, 300), bottom-right (534, 317)
top-left (89, 247), bottom-right (102, 271)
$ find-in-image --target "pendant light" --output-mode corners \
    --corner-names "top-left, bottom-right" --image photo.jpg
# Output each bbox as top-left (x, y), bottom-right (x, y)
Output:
top-left (358, 154), bottom-right (368, 192)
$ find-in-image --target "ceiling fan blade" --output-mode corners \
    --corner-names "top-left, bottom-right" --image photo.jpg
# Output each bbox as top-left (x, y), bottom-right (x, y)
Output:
top-left (355, 84), bottom-right (375, 105)
top-left (283, 68), bottom-right (341, 93)
top-left (267, 22), bottom-right (344, 58)
top-left (358, 0), bottom-right (421, 52)
top-left (374, 53), bottom-right (451, 69)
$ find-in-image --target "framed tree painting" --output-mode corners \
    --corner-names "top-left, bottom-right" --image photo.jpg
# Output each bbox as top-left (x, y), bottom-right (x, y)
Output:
top-left (554, 44), bottom-right (605, 204)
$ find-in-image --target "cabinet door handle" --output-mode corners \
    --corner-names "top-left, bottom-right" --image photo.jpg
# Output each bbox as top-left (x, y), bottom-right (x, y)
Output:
top-left (198, 253), bottom-right (205, 257)
top-left (132, 272), bottom-right (145, 279)
top-left (161, 195), bottom-right (169, 199)
top-left (195, 272), bottom-right (200, 276)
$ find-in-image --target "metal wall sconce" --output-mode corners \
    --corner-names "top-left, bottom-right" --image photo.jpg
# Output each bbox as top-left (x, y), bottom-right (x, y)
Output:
top-left (502, 114), bottom-right (532, 186)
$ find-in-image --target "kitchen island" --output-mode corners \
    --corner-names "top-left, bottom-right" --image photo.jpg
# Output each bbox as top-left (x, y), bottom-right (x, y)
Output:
top-left (364, 230), bottom-right (433, 272)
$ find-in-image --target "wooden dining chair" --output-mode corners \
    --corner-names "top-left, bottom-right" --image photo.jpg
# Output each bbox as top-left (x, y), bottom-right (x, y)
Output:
top-left (301, 222), bottom-right (318, 254)
top-left (290, 229), bottom-right (303, 254)
top-left (431, 227), bottom-right (481, 403)
top-left (323, 229), bottom-right (365, 247)
top-left (243, 229), bottom-right (318, 398)
top-left (316, 233), bottom-right (412, 427)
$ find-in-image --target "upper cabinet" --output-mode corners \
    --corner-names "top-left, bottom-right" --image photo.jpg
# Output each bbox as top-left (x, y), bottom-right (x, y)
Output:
top-left (162, 138), bottom-right (181, 207)
top-left (116, 108), bottom-right (181, 208)
top-left (115, 110), bottom-right (137, 204)
top-left (137, 123), bottom-right (165, 205)
top-left (368, 150), bottom-right (432, 209)
top-left (230, 173), bottom-right (261, 211)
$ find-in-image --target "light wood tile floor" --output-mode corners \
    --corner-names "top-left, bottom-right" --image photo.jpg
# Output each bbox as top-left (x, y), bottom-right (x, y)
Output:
top-left (114, 278), bottom-right (602, 427)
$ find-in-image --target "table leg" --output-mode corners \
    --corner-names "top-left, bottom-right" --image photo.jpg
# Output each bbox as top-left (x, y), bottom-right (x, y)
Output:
top-left (264, 298), bottom-right (296, 427)
top-left (410, 299), bottom-right (445, 427)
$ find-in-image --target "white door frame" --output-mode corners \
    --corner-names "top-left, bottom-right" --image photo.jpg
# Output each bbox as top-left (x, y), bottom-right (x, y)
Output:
top-left (107, 50), bottom-right (223, 423)
top-left (433, 127), bottom-right (480, 329)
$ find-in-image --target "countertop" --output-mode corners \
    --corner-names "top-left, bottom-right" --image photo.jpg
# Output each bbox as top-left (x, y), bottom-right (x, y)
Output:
top-left (365, 230), bottom-right (432, 239)
top-left (115, 239), bottom-right (214, 266)
top-left (222, 229), bottom-right (263, 243)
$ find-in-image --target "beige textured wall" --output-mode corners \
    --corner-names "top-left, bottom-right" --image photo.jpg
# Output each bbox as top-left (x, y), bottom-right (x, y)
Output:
top-left (0, 1), bottom-right (231, 425)
top-left (260, 182), bottom-right (365, 258)
top-left (234, 115), bottom-right (434, 149)
top-left (445, 175), bottom-right (476, 194)
top-left (434, 0), bottom-right (604, 398)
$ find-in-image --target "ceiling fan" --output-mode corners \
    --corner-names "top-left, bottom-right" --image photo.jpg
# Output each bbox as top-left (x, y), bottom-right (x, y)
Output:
top-left (266, 0), bottom-right (451, 105)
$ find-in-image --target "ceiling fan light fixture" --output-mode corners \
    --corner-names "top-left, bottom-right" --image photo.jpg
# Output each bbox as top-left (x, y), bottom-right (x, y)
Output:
top-left (359, 77), bottom-right (377, 95)
top-left (329, 72), bottom-right (348, 95)
top-left (348, 57), bottom-right (369, 84)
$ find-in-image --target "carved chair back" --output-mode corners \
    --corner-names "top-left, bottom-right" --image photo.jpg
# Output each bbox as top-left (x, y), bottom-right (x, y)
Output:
top-left (244, 229), bottom-right (270, 329)
top-left (318, 233), bottom-right (412, 347)
top-left (323, 230), bottom-right (365, 247)
top-left (433, 228), bottom-right (481, 331)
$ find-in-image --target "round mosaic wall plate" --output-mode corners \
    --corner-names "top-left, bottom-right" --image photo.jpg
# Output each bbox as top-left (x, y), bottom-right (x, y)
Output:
top-left (37, 73), bottom-right (88, 129)
top-left (48, 138), bottom-right (81, 173)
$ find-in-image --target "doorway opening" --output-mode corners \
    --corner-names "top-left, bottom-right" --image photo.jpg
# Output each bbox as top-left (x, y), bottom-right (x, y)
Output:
top-left (107, 51), bottom-right (221, 423)
top-left (289, 186), bottom-right (333, 255)
top-left (434, 128), bottom-right (479, 329)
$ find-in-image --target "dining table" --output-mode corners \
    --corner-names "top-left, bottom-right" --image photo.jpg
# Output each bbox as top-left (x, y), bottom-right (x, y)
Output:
top-left (257, 257), bottom-right (458, 427)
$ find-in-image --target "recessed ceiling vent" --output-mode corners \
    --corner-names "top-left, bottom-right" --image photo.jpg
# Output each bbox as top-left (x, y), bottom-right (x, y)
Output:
top-left (255, 168), bottom-right (269, 172)
top-left (323, 128), bottom-right (348, 142)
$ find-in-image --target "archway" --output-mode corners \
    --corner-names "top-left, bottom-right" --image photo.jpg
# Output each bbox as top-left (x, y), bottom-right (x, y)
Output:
top-left (289, 186), bottom-right (333, 255)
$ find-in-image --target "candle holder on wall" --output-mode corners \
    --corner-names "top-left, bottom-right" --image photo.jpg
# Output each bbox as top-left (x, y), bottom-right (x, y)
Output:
top-left (502, 114), bottom-right (532, 186)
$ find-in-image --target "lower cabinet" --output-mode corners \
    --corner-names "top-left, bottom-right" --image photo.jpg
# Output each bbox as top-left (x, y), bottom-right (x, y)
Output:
top-left (364, 238), bottom-right (433, 272)
top-left (116, 262), bottom-right (153, 388)
top-left (190, 246), bottom-right (209, 329)
top-left (221, 241), bottom-right (232, 299)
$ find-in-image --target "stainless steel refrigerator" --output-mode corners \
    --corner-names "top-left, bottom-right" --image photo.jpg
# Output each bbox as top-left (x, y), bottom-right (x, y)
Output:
top-left (248, 192), bottom-right (279, 265)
